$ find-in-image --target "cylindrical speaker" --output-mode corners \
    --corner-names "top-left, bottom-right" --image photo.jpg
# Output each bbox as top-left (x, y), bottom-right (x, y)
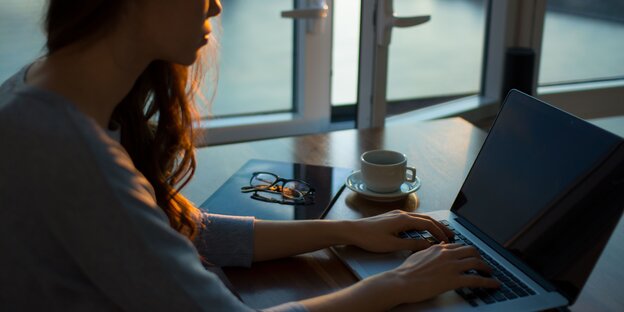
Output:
top-left (502, 47), bottom-right (535, 99)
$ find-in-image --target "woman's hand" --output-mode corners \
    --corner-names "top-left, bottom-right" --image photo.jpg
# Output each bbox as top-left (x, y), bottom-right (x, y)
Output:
top-left (301, 242), bottom-right (500, 311)
top-left (379, 243), bottom-right (501, 305)
top-left (346, 210), bottom-right (455, 253)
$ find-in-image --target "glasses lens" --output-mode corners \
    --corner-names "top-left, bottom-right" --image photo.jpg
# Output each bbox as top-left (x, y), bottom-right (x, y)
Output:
top-left (250, 173), bottom-right (277, 190)
top-left (282, 181), bottom-right (310, 199)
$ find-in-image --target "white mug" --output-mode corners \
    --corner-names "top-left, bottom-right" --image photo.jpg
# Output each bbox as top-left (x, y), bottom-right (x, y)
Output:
top-left (360, 150), bottom-right (417, 193)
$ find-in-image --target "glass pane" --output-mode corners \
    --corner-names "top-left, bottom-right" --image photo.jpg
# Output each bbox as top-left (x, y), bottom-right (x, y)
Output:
top-left (387, 0), bottom-right (486, 101)
top-left (207, 1), bottom-right (293, 118)
top-left (539, 0), bottom-right (624, 85)
top-left (0, 0), bottom-right (46, 83)
top-left (331, 0), bottom-right (361, 106)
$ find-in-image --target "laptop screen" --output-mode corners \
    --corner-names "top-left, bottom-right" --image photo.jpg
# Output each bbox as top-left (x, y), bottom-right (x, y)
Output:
top-left (451, 90), bottom-right (624, 302)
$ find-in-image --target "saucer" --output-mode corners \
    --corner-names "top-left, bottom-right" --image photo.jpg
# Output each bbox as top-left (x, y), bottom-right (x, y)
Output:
top-left (345, 170), bottom-right (421, 202)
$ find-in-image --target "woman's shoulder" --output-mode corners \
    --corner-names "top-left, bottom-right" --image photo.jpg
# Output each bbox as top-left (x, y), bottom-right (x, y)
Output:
top-left (0, 69), bottom-right (161, 218)
top-left (0, 67), bottom-right (134, 186)
top-left (0, 64), bottom-right (160, 213)
top-left (1, 65), bottom-right (114, 147)
top-left (0, 64), bottom-right (29, 94)
top-left (1, 86), bottom-right (107, 156)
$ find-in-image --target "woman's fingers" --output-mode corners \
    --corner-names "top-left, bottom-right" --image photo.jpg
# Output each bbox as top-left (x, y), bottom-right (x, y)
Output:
top-left (396, 237), bottom-right (432, 251)
top-left (439, 242), bottom-right (463, 248)
top-left (385, 211), bottom-right (454, 240)
top-left (455, 257), bottom-right (494, 275)
top-left (451, 249), bottom-right (498, 288)
top-left (410, 213), bottom-right (455, 239)
top-left (445, 245), bottom-right (481, 259)
top-left (409, 216), bottom-right (450, 243)
top-left (458, 274), bottom-right (501, 289)
top-left (395, 212), bottom-right (453, 243)
top-left (393, 242), bottom-right (501, 304)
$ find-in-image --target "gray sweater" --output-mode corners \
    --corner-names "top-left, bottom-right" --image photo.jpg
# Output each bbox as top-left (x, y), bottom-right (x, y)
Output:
top-left (0, 66), bottom-right (305, 312)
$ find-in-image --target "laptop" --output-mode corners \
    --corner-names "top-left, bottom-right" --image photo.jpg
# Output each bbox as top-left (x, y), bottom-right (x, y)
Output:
top-left (330, 90), bottom-right (624, 311)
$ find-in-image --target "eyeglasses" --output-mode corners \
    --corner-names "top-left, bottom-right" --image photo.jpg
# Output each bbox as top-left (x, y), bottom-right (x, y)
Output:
top-left (240, 172), bottom-right (315, 205)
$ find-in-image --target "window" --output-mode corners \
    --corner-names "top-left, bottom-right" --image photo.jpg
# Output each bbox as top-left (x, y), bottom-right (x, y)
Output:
top-left (387, 0), bottom-right (487, 101)
top-left (207, 0), bottom-right (293, 117)
top-left (331, 0), bottom-right (361, 107)
top-left (197, 0), bottom-right (334, 144)
top-left (534, 0), bottom-right (624, 119)
top-left (4, 0), bottom-right (621, 145)
top-left (539, 0), bottom-right (624, 85)
top-left (331, 0), bottom-right (489, 127)
top-left (0, 0), bottom-right (45, 83)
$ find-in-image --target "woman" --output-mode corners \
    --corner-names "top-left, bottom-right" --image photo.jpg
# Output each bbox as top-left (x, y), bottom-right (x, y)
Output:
top-left (0, 0), bottom-right (499, 311)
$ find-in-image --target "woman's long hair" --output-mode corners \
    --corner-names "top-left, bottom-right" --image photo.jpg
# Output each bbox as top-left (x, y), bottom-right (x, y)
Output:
top-left (45, 0), bottom-right (211, 240)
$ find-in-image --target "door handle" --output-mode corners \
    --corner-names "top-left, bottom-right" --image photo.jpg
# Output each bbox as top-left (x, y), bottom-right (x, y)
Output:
top-left (281, 0), bottom-right (328, 34)
top-left (281, 8), bottom-right (328, 19)
top-left (377, 0), bottom-right (431, 46)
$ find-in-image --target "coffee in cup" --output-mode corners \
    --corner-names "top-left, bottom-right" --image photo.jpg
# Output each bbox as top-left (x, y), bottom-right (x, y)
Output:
top-left (360, 149), bottom-right (417, 193)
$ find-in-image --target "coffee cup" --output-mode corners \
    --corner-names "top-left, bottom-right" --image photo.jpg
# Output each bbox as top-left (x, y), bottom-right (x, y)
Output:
top-left (360, 150), bottom-right (417, 193)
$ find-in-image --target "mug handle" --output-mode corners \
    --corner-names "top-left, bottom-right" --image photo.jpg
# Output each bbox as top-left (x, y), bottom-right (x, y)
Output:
top-left (405, 167), bottom-right (417, 182)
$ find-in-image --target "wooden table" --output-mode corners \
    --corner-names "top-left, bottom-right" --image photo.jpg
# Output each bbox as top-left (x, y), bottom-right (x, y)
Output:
top-left (183, 118), bottom-right (623, 311)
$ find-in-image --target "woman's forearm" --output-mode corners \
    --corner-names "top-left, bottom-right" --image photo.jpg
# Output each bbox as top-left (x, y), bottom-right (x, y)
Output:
top-left (252, 219), bottom-right (355, 262)
top-left (251, 210), bottom-right (455, 262)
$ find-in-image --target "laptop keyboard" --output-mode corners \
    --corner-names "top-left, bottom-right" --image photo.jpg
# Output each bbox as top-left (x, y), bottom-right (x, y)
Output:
top-left (400, 220), bottom-right (536, 307)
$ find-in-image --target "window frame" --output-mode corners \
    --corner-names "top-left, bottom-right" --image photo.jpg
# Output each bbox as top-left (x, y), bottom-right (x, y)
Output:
top-left (196, 0), bottom-right (334, 146)
top-left (389, 0), bottom-right (624, 125)
top-left (198, 0), bottom-right (624, 146)
top-left (356, 0), bottom-right (499, 127)
top-left (535, 1), bottom-right (624, 119)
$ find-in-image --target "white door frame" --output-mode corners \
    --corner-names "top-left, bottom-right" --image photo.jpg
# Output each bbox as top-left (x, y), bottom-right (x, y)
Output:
top-left (197, 0), bottom-right (334, 146)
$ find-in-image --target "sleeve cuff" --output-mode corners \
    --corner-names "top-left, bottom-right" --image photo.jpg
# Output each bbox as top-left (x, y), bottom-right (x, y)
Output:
top-left (194, 212), bottom-right (255, 267)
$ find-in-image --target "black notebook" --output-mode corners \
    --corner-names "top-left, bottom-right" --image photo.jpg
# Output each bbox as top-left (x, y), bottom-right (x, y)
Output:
top-left (200, 159), bottom-right (352, 220)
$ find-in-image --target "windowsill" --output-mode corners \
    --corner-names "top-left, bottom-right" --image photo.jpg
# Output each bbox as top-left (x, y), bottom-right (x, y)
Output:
top-left (195, 112), bottom-right (332, 146)
top-left (538, 78), bottom-right (624, 95)
top-left (199, 112), bottom-right (297, 129)
top-left (537, 79), bottom-right (624, 119)
top-left (388, 95), bottom-right (499, 125)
